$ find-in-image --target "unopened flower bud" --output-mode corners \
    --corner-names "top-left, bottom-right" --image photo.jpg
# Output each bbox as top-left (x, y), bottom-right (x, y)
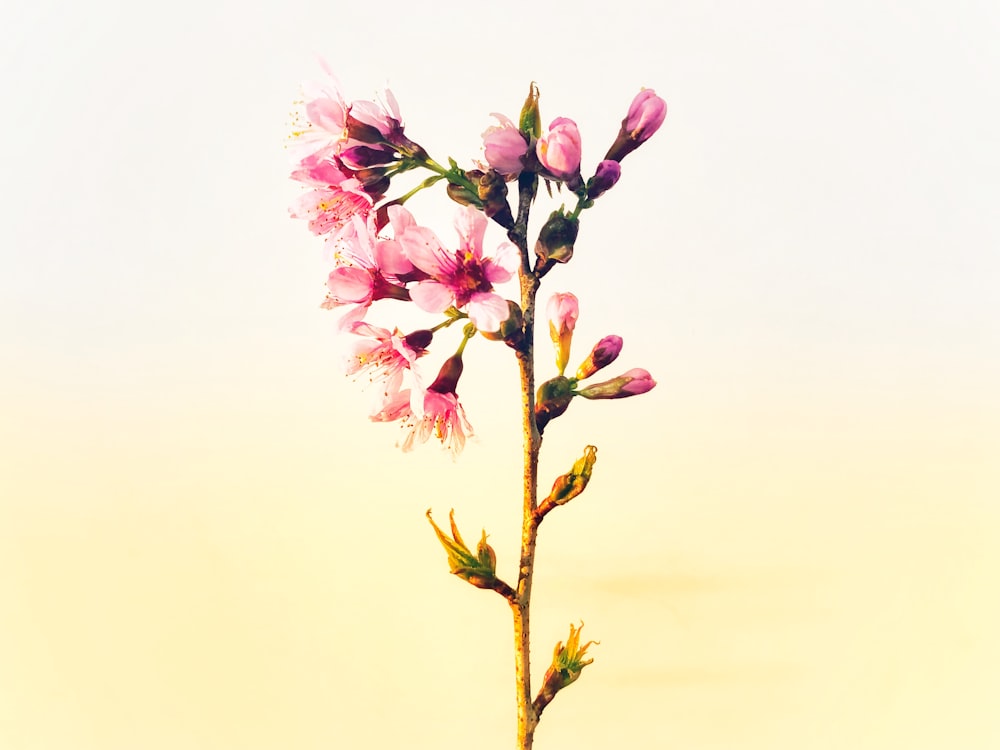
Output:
top-left (575, 335), bottom-right (623, 379)
top-left (586, 160), bottom-right (621, 200)
top-left (479, 301), bottom-right (524, 350)
top-left (519, 82), bottom-right (541, 140)
top-left (535, 375), bottom-right (576, 434)
top-left (604, 89), bottom-right (667, 163)
top-left (535, 209), bottom-right (579, 267)
top-left (428, 354), bottom-right (464, 395)
top-left (547, 292), bottom-right (579, 374)
top-left (576, 368), bottom-right (656, 399)
top-left (340, 144), bottom-right (396, 169)
top-left (536, 117), bottom-right (582, 183)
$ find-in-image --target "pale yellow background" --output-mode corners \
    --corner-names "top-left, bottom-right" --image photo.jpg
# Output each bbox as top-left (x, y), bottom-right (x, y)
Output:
top-left (2, 1), bottom-right (998, 748)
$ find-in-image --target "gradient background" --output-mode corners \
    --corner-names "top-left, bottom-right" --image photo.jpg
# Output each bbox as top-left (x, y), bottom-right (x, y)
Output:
top-left (2, 1), bottom-right (998, 748)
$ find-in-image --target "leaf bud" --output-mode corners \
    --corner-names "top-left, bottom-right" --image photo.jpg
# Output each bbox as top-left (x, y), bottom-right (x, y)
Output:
top-left (518, 82), bottom-right (541, 140)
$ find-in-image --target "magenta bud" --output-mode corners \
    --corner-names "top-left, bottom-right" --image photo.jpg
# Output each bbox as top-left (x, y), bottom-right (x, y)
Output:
top-left (576, 368), bottom-right (656, 399)
top-left (340, 144), bottom-right (396, 169)
top-left (586, 160), bottom-right (621, 200)
top-left (575, 335), bottom-right (623, 379)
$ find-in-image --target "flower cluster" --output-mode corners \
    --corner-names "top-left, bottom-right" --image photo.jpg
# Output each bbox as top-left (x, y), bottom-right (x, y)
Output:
top-left (326, 204), bottom-right (515, 455)
top-left (288, 67), bottom-right (425, 241)
top-left (289, 72), bottom-right (666, 455)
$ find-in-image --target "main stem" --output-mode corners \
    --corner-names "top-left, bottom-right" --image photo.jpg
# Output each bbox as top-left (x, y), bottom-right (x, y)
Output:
top-left (510, 173), bottom-right (540, 750)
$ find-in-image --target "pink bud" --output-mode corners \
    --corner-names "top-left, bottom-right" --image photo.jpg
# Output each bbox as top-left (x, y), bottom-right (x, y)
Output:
top-left (604, 89), bottom-right (667, 163)
top-left (482, 113), bottom-right (529, 178)
top-left (575, 335), bottom-right (623, 379)
top-left (624, 90), bottom-right (667, 144)
top-left (536, 117), bottom-right (582, 181)
top-left (547, 292), bottom-right (579, 375)
top-left (576, 368), bottom-right (656, 399)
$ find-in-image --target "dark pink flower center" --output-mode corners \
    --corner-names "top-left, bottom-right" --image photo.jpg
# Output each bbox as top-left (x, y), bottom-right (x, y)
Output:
top-left (452, 251), bottom-right (491, 306)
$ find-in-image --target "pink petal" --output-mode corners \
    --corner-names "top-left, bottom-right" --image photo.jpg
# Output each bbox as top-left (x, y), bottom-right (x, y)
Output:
top-left (484, 242), bottom-right (518, 283)
top-left (467, 292), bottom-right (510, 332)
top-left (454, 205), bottom-right (487, 257)
top-left (326, 267), bottom-right (373, 303)
top-left (410, 280), bottom-right (454, 313)
top-left (398, 225), bottom-right (450, 276)
top-left (374, 238), bottom-right (415, 276)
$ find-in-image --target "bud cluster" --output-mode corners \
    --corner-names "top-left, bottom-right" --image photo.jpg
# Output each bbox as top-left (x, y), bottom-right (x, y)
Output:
top-left (535, 292), bottom-right (657, 434)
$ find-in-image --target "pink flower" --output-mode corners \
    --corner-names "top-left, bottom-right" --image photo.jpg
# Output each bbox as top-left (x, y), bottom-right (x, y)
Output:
top-left (289, 147), bottom-right (382, 236)
top-left (536, 117), bottom-right (582, 181)
top-left (547, 292), bottom-right (579, 375)
top-left (576, 368), bottom-right (656, 399)
top-left (321, 213), bottom-right (416, 326)
top-left (369, 384), bottom-right (474, 456)
top-left (417, 390), bottom-right (473, 456)
top-left (289, 181), bottom-right (373, 237)
top-left (398, 206), bottom-right (518, 332)
top-left (345, 88), bottom-right (404, 143)
top-left (481, 113), bottom-right (528, 179)
top-left (604, 89), bottom-right (667, 162)
top-left (343, 322), bottom-right (429, 404)
top-left (370, 387), bottom-right (422, 451)
top-left (286, 68), bottom-right (349, 164)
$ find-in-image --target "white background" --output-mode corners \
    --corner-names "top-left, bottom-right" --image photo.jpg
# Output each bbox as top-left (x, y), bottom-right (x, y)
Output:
top-left (2, 1), bottom-right (998, 748)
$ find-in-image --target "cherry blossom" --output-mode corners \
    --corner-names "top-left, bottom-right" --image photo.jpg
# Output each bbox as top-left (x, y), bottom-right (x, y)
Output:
top-left (343, 322), bottom-right (430, 404)
top-left (321, 213), bottom-right (415, 327)
top-left (481, 113), bottom-right (529, 179)
top-left (398, 206), bottom-right (518, 332)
